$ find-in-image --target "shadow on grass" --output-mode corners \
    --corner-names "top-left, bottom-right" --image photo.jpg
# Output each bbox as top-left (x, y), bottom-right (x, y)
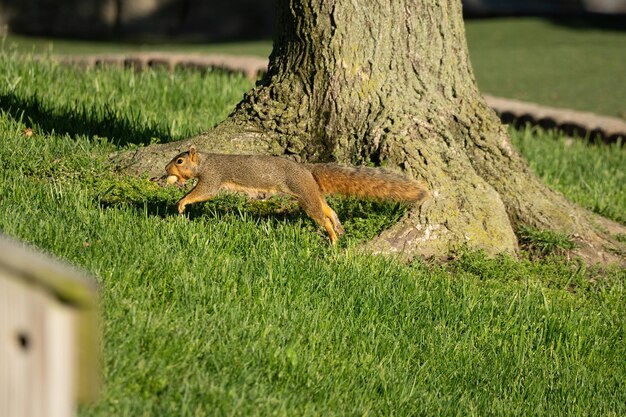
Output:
top-left (98, 191), bottom-right (409, 245)
top-left (99, 199), bottom-right (179, 219)
top-left (0, 92), bottom-right (169, 146)
top-left (99, 193), bottom-right (306, 223)
top-left (548, 14), bottom-right (626, 32)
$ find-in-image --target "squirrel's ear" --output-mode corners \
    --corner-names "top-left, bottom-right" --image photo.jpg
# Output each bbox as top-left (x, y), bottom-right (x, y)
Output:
top-left (189, 145), bottom-right (198, 162)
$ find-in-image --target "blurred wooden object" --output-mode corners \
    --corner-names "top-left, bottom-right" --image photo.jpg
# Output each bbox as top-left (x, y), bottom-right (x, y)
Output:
top-left (0, 235), bottom-right (100, 417)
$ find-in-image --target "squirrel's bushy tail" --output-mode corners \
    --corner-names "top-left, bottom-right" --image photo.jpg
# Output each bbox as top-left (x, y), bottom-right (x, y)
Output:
top-left (308, 164), bottom-right (429, 202)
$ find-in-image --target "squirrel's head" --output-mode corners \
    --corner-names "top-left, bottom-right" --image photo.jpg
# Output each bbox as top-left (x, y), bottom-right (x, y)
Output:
top-left (165, 145), bottom-right (200, 184)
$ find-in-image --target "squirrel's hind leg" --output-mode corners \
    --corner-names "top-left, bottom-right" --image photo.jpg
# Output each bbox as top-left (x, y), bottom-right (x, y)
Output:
top-left (289, 172), bottom-right (343, 244)
top-left (321, 201), bottom-right (345, 237)
top-left (298, 195), bottom-right (343, 244)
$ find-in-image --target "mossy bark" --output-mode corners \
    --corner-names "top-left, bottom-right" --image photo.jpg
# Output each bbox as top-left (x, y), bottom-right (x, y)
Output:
top-left (115, 0), bottom-right (625, 264)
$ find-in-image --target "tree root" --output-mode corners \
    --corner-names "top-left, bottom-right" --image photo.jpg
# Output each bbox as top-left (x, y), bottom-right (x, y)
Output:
top-left (111, 107), bottom-right (625, 267)
top-left (110, 117), bottom-right (276, 179)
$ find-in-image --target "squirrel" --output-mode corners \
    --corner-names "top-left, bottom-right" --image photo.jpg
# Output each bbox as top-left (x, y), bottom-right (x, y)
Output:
top-left (165, 146), bottom-right (429, 244)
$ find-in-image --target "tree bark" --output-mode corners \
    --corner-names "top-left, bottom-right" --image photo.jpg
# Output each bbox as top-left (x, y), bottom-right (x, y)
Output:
top-left (115, 0), bottom-right (625, 264)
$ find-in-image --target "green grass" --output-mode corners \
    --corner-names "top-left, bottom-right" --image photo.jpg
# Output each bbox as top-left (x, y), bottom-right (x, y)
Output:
top-left (1, 55), bottom-right (625, 416)
top-left (517, 225), bottom-right (577, 258)
top-left (2, 32), bottom-right (273, 58)
top-left (0, 54), bottom-right (253, 146)
top-left (511, 127), bottom-right (626, 224)
top-left (465, 17), bottom-right (626, 119)
top-left (4, 16), bottom-right (626, 118)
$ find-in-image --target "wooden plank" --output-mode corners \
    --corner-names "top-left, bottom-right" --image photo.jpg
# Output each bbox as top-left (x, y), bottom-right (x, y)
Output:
top-left (0, 235), bottom-right (100, 417)
top-left (0, 275), bottom-right (75, 417)
top-left (1, 275), bottom-right (37, 417)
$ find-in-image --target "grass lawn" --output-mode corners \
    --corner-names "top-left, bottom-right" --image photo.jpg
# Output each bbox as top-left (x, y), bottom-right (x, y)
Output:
top-left (1, 52), bottom-right (625, 416)
top-left (2, 33), bottom-right (274, 59)
top-left (465, 17), bottom-right (626, 119)
top-left (3, 16), bottom-right (626, 119)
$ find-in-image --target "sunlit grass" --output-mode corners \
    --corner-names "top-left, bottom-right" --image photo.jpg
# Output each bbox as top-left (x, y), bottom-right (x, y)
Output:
top-left (1, 54), bottom-right (624, 417)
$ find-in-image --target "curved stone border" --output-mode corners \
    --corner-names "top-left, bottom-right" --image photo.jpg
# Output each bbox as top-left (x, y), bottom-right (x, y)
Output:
top-left (52, 52), bottom-right (268, 80)
top-left (484, 95), bottom-right (626, 144)
top-left (41, 53), bottom-right (626, 143)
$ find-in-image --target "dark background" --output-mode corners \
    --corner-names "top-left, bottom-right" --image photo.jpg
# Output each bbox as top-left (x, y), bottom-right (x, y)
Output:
top-left (0, 0), bottom-right (624, 42)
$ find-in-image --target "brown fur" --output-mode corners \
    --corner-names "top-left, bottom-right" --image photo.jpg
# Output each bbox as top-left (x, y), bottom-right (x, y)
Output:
top-left (307, 164), bottom-right (428, 202)
top-left (166, 146), bottom-right (429, 244)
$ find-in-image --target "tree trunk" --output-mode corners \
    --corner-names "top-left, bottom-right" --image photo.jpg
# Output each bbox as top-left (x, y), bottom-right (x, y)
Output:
top-left (116, 0), bottom-right (625, 264)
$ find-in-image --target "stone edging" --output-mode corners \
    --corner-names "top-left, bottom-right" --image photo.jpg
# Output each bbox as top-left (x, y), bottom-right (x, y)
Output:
top-left (484, 95), bottom-right (626, 143)
top-left (53, 52), bottom-right (268, 79)
top-left (44, 53), bottom-right (626, 143)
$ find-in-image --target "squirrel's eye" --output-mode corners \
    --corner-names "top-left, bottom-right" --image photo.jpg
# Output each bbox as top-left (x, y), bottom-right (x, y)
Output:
top-left (176, 158), bottom-right (184, 165)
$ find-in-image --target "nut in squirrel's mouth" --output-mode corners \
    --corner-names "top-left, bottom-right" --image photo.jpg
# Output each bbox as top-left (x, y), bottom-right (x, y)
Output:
top-left (166, 175), bottom-right (180, 185)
